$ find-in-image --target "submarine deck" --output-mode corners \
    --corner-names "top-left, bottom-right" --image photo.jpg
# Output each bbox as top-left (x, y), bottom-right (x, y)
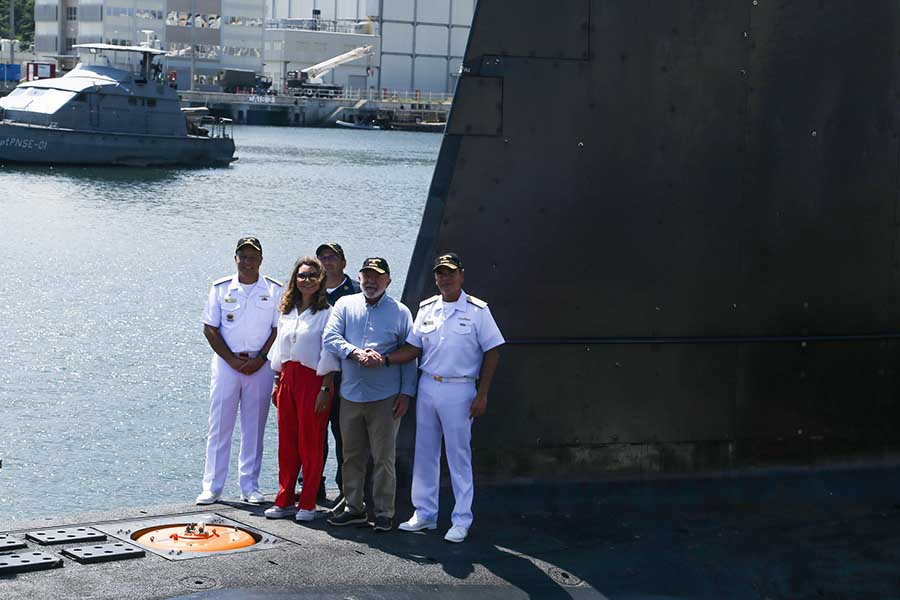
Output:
top-left (2, 465), bottom-right (900, 599)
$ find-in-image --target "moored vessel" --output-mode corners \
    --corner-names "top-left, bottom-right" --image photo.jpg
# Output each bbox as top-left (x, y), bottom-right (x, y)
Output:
top-left (0, 44), bottom-right (235, 167)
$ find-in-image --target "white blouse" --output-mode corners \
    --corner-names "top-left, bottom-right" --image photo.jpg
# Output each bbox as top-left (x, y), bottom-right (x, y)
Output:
top-left (268, 305), bottom-right (340, 376)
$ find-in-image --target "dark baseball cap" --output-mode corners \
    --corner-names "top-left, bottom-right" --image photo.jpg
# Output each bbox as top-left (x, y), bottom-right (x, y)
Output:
top-left (360, 257), bottom-right (390, 275)
top-left (316, 242), bottom-right (346, 260)
top-left (433, 252), bottom-right (463, 271)
top-left (236, 236), bottom-right (262, 253)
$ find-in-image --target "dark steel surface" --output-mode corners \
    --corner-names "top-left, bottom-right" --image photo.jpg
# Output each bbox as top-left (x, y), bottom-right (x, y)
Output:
top-left (0, 551), bottom-right (63, 575)
top-left (3, 471), bottom-right (900, 599)
top-left (402, 0), bottom-right (900, 476)
top-left (169, 585), bottom-right (602, 600)
top-left (0, 535), bottom-right (27, 551)
top-left (59, 542), bottom-right (145, 565)
top-left (25, 527), bottom-right (107, 546)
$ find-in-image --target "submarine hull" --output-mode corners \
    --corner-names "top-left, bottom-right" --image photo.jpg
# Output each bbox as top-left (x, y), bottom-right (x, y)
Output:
top-left (402, 0), bottom-right (900, 477)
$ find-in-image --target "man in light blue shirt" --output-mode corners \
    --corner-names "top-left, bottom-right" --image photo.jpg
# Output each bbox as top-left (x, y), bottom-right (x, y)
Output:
top-left (323, 257), bottom-right (416, 531)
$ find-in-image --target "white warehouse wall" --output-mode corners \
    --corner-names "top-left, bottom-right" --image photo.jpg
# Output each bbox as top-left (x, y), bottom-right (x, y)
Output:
top-left (268, 0), bottom-right (476, 93)
top-left (268, 0), bottom-right (367, 20)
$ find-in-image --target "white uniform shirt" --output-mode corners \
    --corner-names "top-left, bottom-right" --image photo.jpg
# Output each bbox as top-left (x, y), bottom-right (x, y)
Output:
top-left (202, 274), bottom-right (282, 353)
top-left (407, 290), bottom-right (505, 379)
top-left (268, 306), bottom-right (340, 376)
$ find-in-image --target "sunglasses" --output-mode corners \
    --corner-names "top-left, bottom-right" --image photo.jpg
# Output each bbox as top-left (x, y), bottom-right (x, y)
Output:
top-left (297, 272), bottom-right (320, 281)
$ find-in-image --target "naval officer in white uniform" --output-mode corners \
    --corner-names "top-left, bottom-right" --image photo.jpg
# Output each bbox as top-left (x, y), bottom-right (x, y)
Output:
top-left (196, 237), bottom-right (282, 505)
top-left (384, 253), bottom-right (504, 542)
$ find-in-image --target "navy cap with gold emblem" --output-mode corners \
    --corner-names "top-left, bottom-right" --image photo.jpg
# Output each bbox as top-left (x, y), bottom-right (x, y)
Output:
top-left (316, 242), bottom-right (346, 260)
top-left (433, 252), bottom-right (463, 271)
top-left (360, 257), bottom-right (390, 275)
top-left (236, 236), bottom-right (263, 253)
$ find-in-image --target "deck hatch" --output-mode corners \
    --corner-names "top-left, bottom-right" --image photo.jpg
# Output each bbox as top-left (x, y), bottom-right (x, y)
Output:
top-left (99, 513), bottom-right (288, 561)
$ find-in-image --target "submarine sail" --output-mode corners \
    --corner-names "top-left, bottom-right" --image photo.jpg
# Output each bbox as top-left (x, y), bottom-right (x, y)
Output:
top-left (402, 0), bottom-right (900, 477)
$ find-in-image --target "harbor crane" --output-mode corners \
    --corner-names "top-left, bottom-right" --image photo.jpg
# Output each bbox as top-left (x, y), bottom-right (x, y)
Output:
top-left (286, 44), bottom-right (374, 97)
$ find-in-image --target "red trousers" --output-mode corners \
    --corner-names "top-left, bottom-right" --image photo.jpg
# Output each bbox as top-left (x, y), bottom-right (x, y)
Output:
top-left (273, 361), bottom-right (331, 510)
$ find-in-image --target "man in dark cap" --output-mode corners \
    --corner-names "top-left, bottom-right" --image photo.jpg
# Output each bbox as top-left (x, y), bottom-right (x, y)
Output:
top-left (322, 257), bottom-right (416, 532)
top-left (196, 237), bottom-right (282, 506)
top-left (312, 242), bottom-right (360, 507)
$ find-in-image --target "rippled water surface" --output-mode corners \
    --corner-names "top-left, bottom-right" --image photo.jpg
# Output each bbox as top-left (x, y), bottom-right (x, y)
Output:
top-left (0, 126), bottom-right (440, 522)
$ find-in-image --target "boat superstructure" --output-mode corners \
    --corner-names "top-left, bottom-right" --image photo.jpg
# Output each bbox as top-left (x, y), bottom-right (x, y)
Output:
top-left (0, 43), bottom-right (235, 167)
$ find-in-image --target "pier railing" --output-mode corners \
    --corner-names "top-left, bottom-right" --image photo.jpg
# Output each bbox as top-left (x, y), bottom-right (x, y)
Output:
top-left (345, 88), bottom-right (453, 105)
top-left (178, 88), bottom-right (453, 126)
top-left (183, 88), bottom-right (453, 106)
top-left (274, 87), bottom-right (453, 104)
top-left (265, 18), bottom-right (374, 35)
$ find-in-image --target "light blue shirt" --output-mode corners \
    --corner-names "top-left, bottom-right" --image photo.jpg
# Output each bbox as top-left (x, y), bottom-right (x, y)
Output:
top-left (323, 292), bottom-right (417, 402)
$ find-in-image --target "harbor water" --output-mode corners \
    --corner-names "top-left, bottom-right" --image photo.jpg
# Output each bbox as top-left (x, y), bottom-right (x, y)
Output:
top-left (0, 126), bottom-right (440, 522)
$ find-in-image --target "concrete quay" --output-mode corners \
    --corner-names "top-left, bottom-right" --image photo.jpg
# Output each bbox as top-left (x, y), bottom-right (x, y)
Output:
top-left (178, 91), bottom-right (451, 128)
top-left (2, 464), bottom-right (900, 599)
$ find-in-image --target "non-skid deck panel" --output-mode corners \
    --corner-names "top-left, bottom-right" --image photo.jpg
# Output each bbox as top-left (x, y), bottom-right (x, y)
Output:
top-left (26, 527), bottom-right (107, 545)
top-left (60, 542), bottom-right (146, 564)
top-left (0, 550), bottom-right (63, 574)
top-left (0, 535), bottom-right (27, 551)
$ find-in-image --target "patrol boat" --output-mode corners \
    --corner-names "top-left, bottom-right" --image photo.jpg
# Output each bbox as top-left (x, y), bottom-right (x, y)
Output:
top-left (0, 43), bottom-right (235, 167)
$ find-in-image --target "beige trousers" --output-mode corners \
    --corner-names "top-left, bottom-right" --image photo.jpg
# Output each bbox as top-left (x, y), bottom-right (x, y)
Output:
top-left (339, 395), bottom-right (401, 519)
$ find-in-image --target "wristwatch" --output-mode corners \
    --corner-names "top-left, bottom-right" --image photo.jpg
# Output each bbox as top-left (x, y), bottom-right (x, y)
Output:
top-left (320, 385), bottom-right (330, 392)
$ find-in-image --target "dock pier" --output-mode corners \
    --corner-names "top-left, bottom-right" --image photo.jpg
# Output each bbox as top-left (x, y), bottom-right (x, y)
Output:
top-left (1, 85), bottom-right (450, 128)
top-left (178, 90), bottom-right (451, 128)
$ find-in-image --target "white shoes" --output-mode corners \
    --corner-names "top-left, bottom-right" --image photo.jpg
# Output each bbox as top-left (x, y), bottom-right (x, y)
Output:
top-left (195, 490), bottom-right (221, 505)
top-left (264, 505), bottom-right (297, 519)
top-left (398, 514), bottom-right (438, 532)
top-left (241, 490), bottom-right (266, 504)
top-left (444, 525), bottom-right (468, 543)
top-left (295, 509), bottom-right (316, 522)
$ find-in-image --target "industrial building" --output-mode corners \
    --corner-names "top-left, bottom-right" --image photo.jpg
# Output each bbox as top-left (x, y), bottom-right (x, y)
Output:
top-left (267, 0), bottom-right (475, 93)
top-left (30, 0), bottom-right (474, 94)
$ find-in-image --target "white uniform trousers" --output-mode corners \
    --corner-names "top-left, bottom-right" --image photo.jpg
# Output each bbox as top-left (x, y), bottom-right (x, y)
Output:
top-left (411, 375), bottom-right (475, 529)
top-left (201, 355), bottom-right (273, 495)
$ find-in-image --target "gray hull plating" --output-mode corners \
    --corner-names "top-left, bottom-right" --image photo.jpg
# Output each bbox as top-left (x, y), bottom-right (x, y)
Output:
top-left (0, 121), bottom-right (235, 167)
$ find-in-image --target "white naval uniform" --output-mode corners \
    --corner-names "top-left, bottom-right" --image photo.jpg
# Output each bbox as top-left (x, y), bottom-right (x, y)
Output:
top-left (406, 289), bottom-right (504, 529)
top-left (201, 273), bottom-right (282, 496)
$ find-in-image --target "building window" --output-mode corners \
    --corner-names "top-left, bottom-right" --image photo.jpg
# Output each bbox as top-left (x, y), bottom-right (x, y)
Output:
top-left (166, 11), bottom-right (221, 28)
top-left (67, 6), bottom-right (77, 21)
top-left (65, 37), bottom-right (76, 52)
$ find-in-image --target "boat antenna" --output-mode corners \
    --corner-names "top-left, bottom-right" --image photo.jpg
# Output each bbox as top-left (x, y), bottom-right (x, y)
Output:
top-left (140, 30), bottom-right (156, 48)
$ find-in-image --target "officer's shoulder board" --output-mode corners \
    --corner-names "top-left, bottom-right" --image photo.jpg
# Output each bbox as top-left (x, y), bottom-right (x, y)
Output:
top-left (419, 295), bottom-right (440, 307)
top-left (264, 275), bottom-right (283, 287)
top-left (213, 275), bottom-right (232, 286)
top-left (466, 295), bottom-right (488, 308)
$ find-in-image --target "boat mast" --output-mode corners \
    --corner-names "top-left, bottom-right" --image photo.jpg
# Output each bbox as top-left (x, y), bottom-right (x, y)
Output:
top-left (9, 0), bottom-right (14, 66)
top-left (189, 0), bottom-right (195, 90)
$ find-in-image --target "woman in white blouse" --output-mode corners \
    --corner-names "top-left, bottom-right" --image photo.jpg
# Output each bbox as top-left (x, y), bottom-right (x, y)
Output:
top-left (264, 257), bottom-right (339, 521)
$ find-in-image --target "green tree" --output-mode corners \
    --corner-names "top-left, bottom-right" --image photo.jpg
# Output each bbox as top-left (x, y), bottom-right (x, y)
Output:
top-left (0, 0), bottom-right (35, 45)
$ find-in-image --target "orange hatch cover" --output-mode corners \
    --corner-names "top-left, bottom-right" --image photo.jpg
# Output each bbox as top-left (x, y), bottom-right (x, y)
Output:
top-left (132, 522), bottom-right (257, 553)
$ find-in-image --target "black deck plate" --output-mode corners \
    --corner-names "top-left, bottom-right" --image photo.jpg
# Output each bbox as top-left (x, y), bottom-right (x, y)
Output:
top-left (26, 527), bottom-right (107, 546)
top-left (0, 536), bottom-right (27, 551)
top-left (0, 550), bottom-right (63, 574)
top-left (60, 542), bottom-right (145, 564)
